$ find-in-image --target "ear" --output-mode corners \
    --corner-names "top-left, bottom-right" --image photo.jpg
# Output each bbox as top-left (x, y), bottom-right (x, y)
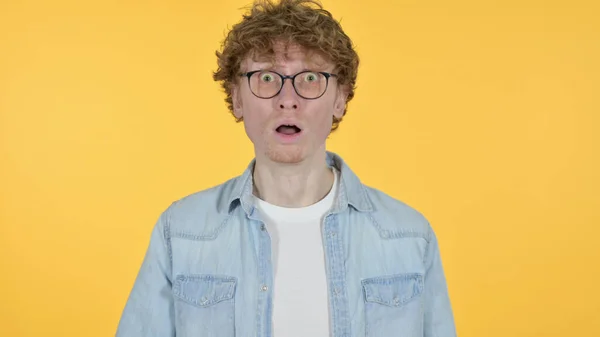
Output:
top-left (231, 84), bottom-right (243, 119)
top-left (333, 85), bottom-right (348, 119)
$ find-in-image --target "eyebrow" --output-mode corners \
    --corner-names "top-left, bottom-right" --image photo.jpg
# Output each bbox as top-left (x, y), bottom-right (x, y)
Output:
top-left (257, 68), bottom-right (321, 74)
top-left (248, 57), bottom-right (330, 73)
top-left (252, 63), bottom-right (331, 73)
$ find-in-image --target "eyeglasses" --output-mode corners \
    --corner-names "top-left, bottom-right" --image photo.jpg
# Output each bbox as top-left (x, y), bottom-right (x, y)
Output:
top-left (239, 70), bottom-right (338, 100)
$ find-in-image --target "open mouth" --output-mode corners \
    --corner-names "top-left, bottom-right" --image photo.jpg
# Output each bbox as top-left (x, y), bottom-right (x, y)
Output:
top-left (276, 124), bottom-right (302, 135)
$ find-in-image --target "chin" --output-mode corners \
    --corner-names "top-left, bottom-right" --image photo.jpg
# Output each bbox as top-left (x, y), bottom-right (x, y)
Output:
top-left (264, 145), bottom-right (305, 164)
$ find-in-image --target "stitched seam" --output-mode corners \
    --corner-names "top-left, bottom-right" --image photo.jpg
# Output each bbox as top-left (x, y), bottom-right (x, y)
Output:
top-left (173, 275), bottom-right (237, 307)
top-left (171, 215), bottom-right (232, 240)
top-left (368, 213), bottom-right (430, 241)
top-left (423, 222), bottom-right (434, 266)
top-left (164, 204), bottom-right (174, 279)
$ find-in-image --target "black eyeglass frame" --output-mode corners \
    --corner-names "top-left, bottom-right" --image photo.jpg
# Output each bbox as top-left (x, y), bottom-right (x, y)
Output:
top-left (239, 70), bottom-right (338, 100)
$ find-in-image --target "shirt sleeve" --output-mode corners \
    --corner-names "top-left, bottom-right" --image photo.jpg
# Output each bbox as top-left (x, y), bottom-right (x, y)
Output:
top-left (423, 225), bottom-right (457, 337)
top-left (116, 209), bottom-right (175, 337)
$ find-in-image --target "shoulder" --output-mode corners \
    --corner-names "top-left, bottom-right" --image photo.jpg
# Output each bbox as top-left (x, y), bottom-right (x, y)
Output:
top-left (362, 184), bottom-right (433, 242)
top-left (160, 176), bottom-right (241, 240)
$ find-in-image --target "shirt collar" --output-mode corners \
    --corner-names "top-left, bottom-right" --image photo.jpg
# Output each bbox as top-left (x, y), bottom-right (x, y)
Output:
top-left (224, 151), bottom-right (373, 215)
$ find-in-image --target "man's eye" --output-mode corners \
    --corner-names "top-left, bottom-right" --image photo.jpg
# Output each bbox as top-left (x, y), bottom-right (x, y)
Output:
top-left (260, 74), bottom-right (274, 82)
top-left (304, 72), bottom-right (319, 82)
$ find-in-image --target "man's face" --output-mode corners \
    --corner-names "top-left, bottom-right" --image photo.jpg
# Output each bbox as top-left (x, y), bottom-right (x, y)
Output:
top-left (232, 43), bottom-right (347, 164)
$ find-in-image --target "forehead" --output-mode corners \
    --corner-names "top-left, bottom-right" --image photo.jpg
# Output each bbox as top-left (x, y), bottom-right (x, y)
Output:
top-left (241, 42), bottom-right (332, 72)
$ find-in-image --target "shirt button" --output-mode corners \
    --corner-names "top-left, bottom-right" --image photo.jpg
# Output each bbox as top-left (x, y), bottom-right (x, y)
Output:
top-left (330, 231), bottom-right (337, 237)
top-left (261, 285), bottom-right (268, 292)
top-left (393, 297), bottom-right (400, 306)
top-left (260, 224), bottom-right (266, 231)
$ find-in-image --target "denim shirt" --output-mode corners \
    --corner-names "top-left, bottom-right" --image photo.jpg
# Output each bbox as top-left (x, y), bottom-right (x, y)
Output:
top-left (116, 151), bottom-right (456, 337)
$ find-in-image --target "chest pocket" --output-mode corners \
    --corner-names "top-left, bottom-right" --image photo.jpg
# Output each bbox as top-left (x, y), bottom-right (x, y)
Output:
top-left (173, 274), bottom-right (237, 337)
top-left (361, 273), bottom-right (424, 337)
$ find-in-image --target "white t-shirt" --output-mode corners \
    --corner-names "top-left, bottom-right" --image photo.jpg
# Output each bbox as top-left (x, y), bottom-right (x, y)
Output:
top-left (255, 168), bottom-right (339, 337)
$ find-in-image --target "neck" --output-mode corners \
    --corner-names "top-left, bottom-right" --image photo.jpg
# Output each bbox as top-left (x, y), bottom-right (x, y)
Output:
top-left (252, 151), bottom-right (334, 208)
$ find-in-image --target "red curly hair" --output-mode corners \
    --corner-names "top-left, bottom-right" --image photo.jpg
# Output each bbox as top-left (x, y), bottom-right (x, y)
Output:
top-left (212, 0), bottom-right (359, 132)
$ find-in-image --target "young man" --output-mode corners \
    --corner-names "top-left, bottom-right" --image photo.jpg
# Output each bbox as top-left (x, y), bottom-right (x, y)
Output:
top-left (116, 1), bottom-right (456, 336)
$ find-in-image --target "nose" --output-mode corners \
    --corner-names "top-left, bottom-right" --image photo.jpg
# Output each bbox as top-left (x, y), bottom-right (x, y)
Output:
top-left (277, 79), bottom-right (299, 110)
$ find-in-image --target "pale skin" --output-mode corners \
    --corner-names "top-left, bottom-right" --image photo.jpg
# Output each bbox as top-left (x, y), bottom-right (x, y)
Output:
top-left (231, 43), bottom-right (348, 208)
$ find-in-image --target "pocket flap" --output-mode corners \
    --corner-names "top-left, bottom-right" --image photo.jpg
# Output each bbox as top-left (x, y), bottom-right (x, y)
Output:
top-left (361, 273), bottom-right (424, 307)
top-left (173, 274), bottom-right (237, 307)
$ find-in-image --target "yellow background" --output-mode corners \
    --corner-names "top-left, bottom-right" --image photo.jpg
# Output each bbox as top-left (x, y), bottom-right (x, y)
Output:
top-left (1, 0), bottom-right (599, 336)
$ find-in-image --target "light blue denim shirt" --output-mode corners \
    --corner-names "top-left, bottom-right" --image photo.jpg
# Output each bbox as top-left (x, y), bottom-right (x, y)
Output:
top-left (116, 151), bottom-right (456, 337)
